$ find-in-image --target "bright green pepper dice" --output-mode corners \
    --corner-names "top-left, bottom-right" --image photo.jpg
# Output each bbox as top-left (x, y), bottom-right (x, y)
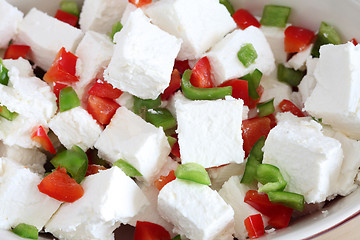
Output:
top-left (260, 5), bottom-right (291, 28)
top-left (110, 21), bottom-right (123, 41)
top-left (241, 69), bottom-right (263, 100)
top-left (237, 43), bottom-right (258, 68)
top-left (113, 159), bottom-right (142, 177)
top-left (59, 86), bottom-right (81, 112)
top-left (219, 0), bottom-right (235, 15)
top-left (133, 95), bottom-right (161, 119)
top-left (0, 59), bottom-right (9, 86)
top-left (175, 162), bottom-right (211, 185)
top-left (311, 21), bottom-right (341, 58)
top-left (0, 105), bottom-right (18, 121)
top-left (241, 136), bottom-right (265, 184)
top-left (267, 191), bottom-right (305, 212)
top-left (60, 0), bottom-right (80, 17)
top-left (277, 64), bottom-right (305, 87)
top-left (256, 164), bottom-right (287, 193)
top-left (257, 98), bottom-right (275, 117)
top-left (12, 223), bottom-right (38, 240)
top-left (145, 108), bottom-right (177, 130)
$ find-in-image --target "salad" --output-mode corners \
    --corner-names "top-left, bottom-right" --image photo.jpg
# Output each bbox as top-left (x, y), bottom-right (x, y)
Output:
top-left (0, 0), bottom-right (360, 239)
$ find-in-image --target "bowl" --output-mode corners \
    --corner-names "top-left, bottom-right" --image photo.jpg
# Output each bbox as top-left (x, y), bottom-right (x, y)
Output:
top-left (5, 0), bottom-right (360, 239)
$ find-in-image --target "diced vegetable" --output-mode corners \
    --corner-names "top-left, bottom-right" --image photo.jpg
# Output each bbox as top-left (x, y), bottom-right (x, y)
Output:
top-left (162, 69), bottom-right (181, 100)
top-left (244, 214), bottom-right (265, 239)
top-left (55, 9), bottom-right (78, 27)
top-left (248, 85), bottom-right (264, 109)
top-left (52, 82), bottom-right (68, 104)
top-left (113, 159), bottom-right (142, 177)
top-left (181, 70), bottom-right (232, 100)
top-left (85, 164), bottom-right (107, 176)
top-left (129, 0), bottom-right (152, 8)
top-left (277, 64), bottom-right (305, 87)
top-left (219, 0), bottom-right (235, 15)
top-left (233, 9), bottom-right (261, 30)
top-left (0, 105), bottom-right (18, 121)
top-left (31, 126), bottom-right (56, 154)
top-left (350, 38), bottom-right (358, 45)
top-left (134, 221), bottom-right (171, 240)
top-left (110, 21), bottom-right (123, 41)
top-left (59, 86), bottom-right (81, 112)
top-left (242, 117), bottom-right (271, 157)
top-left (87, 95), bottom-right (120, 125)
top-left (38, 167), bottom-right (84, 203)
top-left (12, 223), bottom-right (38, 240)
top-left (133, 95), bottom-right (161, 117)
top-left (4, 45), bottom-right (31, 60)
top-left (60, 0), bottom-right (80, 17)
top-left (175, 163), bottom-right (211, 185)
top-left (256, 164), bottom-right (287, 192)
top-left (241, 136), bottom-right (265, 184)
top-left (237, 43), bottom-right (258, 68)
top-left (267, 191), bottom-right (305, 212)
top-left (241, 69), bottom-right (263, 100)
top-left (167, 136), bottom-right (177, 148)
top-left (0, 59), bottom-right (9, 86)
top-left (257, 98), bottom-right (275, 117)
top-left (88, 80), bottom-right (123, 99)
top-left (145, 108), bottom-right (177, 130)
top-left (279, 99), bottom-right (305, 117)
top-left (154, 170), bottom-right (176, 191)
top-left (218, 79), bottom-right (249, 106)
top-left (171, 139), bottom-right (181, 158)
top-left (190, 57), bottom-right (214, 88)
top-left (284, 26), bottom-right (315, 53)
top-left (172, 235), bottom-right (181, 240)
top-left (173, 60), bottom-right (190, 75)
top-left (260, 5), bottom-right (291, 28)
top-left (50, 146), bottom-right (88, 183)
top-left (311, 21), bottom-right (341, 58)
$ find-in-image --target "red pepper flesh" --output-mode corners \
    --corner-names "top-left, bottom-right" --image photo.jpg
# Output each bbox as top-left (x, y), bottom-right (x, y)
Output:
top-left (233, 9), bottom-right (261, 30)
top-left (4, 45), bottom-right (30, 60)
top-left (244, 214), bottom-right (265, 239)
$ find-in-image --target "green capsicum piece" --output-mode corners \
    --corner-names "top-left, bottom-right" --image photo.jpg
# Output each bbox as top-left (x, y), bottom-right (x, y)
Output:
top-left (277, 64), bottom-right (305, 87)
top-left (256, 164), bottom-right (287, 193)
top-left (260, 5), bottom-right (291, 28)
top-left (133, 95), bottom-right (161, 119)
top-left (181, 69), bottom-right (232, 100)
top-left (241, 69), bottom-right (263, 100)
top-left (311, 21), bottom-right (341, 58)
top-left (267, 191), bottom-right (305, 212)
top-left (238, 43), bottom-right (258, 68)
top-left (12, 223), bottom-right (38, 240)
top-left (175, 162), bottom-right (211, 185)
top-left (0, 59), bottom-right (9, 86)
top-left (59, 86), bottom-right (80, 112)
top-left (219, 0), bottom-right (235, 15)
top-left (110, 21), bottom-right (123, 41)
top-left (113, 159), bottom-right (142, 177)
top-left (257, 98), bottom-right (275, 117)
top-left (60, 0), bottom-right (80, 17)
top-left (0, 105), bottom-right (18, 121)
top-left (145, 108), bottom-right (177, 130)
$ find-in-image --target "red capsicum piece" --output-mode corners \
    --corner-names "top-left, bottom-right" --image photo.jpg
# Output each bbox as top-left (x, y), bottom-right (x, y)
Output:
top-left (88, 80), bottom-right (123, 99)
top-left (244, 214), bottom-right (265, 239)
top-left (134, 221), bottom-right (171, 240)
top-left (85, 164), bottom-right (107, 176)
top-left (219, 79), bottom-right (249, 106)
top-left (233, 9), bottom-right (261, 30)
top-left (284, 26), bottom-right (315, 53)
top-left (129, 0), bottom-right (152, 8)
top-left (154, 170), bottom-right (176, 191)
top-left (242, 117), bottom-right (271, 157)
top-left (55, 9), bottom-right (78, 27)
top-left (279, 99), bottom-right (305, 117)
top-left (31, 126), bottom-right (56, 154)
top-left (161, 69), bottom-right (181, 101)
top-left (174, 59), bottom-right (190, 75)
top-left (87, 95), bottom-right (120, 125)
top-left (4, 45), bottom-right (31, 60)
top-left (248, 85), bottom-right (264, 109)
top-left (350, 38), bottom-right (358, 46)
top-left (190, 57), bottom-right (214, 88)
top-left (53, 82), bottom-right (69, 104)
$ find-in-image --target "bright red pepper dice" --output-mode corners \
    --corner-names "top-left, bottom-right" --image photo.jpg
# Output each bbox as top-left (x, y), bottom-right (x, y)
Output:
top-left (242, 117), bottom-right (271, 157)
top-left (154, 170), bottom-right (176, 191)
top-left (279, 99), bottom-right (305, 117)
top-left (219, 79), bottom-right (249, 106)
top-left (55, 9), bottom-right (79, 27)
top-left (161, 69), bottom-right (181, 101)
top-left (190, 56), bottom-right (214, 88)
top-left (129, 0), bottom-right (152, 8)
top-left (4, 45), bottom-right (31, 60)
top-left (88, 80), bottom-right (123, 99)
top-left (31, 126), bottom-right (56, 154)
top-left (244, 214), bottom-right (265, 239)
top-left (233, 9), bottom-right (261, 30)
top-left (87, 95), bottom-right (120, 125)
top-left (284, 26), bottom-right (315, 53)
top-left (134, 221), bottom-right (171, 240)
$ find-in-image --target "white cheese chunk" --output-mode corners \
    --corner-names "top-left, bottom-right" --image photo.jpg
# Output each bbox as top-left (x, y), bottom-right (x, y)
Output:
top-left (261, 25), bottom-right (289, 64)
top-left (0, 229), bottom-right (26, 240)
top-left (263, 113), bottom-right (344, 203)
top-left (120, 2), bottom-right (137, 26)
top-left (208, 163), bottom-right (245, 191)
top-left (95, 107), bottom-right (170, 183)
top-left (207, 26), bottom-right (275, 85)
top-left (158, 179), bottom-right (234, 240)
top-left (114, 92), bottom-right (134, 110)
top-left (45, 167), bottom-right (149, 240)
top-left (49, 106), bottom-right (102, 151)
top-left (298, 57), bottom-right (318, 106)
top-left (176, 96), bottom-right (244, 168)
top-left (145, 0), bottom-right (236, 60)
top-left (286, 44), bottom-right (313, 70)
top-left (15, 8), bottom-right (83, 70)
top-left (0, 0), bottom-right (23, 49)
top-left (103, 8), bottom-right (181, 100)
top-left (3, 58), bottom-right (34, 78)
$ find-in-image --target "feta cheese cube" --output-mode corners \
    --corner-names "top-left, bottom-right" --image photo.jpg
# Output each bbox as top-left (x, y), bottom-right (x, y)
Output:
top-left (297, 57), bottom-right (318, 106)
top-left (207, 163), bottom-right (245, 191)
top-left (286, 44), bottom-right (313, 70)
top-left (79, 0), bottom-right (128, 34)
top-left (207, 26), bottom-right (275, 85)
top-left (0, 158), bottom-right (61, 230)
top-left (261, 25), bottom-right (289, 64)
top-left (95, 107), bottom-right (170, 183)
top-left (49, 106), bottom-right (102, 151)
top-left (176, 96), bottom-right (244, 168)
top-left (103, 8), bottom-right (182, 100)
top-left (263, 113), bottom-right (344, 203)
top-left (120, 2), bottom-right (137, 26)
top-left (145, 0), bottom-right (236, 60)
top-left (0, 0), bottom-right (23, 49)
top-left (45, 167), bottom-right (149, 240)
top-left (114, 92), bottom-right (134, 110)
top-left (158, 179), bottom-right (234, 240)
top-left (304, 43), bottom-right (360, 139)
top-left (15, 8), bottom-right (83, 70)
top-left (3, 58), bottom-right (34, 78)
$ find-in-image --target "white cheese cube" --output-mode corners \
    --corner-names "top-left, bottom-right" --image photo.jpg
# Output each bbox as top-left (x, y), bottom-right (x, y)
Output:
top-left (95, 107), bottom-right (170, 183)
top-left (45, 167), bottom-right (149, 240)
top-left (176, 96), bottom-right (244, 168)
top-left (158, 179), bottom-right (234, 240)
top-left (0, 158), bottom-right (61, 230)
top-left (103, 8), bottom-right (181, 100)
top-left (120, 2), bottom-right (137, 26)
top-left (79, 0), bottom-right (128, 34)
top-left (0, 0), bottom-right (23, 49)
top-left (114, 92), bottom-right (134, 110)
top-left (263, 113), bottom-right (344, 203)
top-left (207, 26), bottom-right (275, 85)
top-left (304, 43), bottom-right (360, 139)
top-left (15, 8), bottom-right (84, 70)
top-left (49, 106), bottom-right (102, 151)
top-left (0, 229), bottom-right (26, 240)
top-left (261, 25), bottom-right (289, 64)
top-left (145, 0), bottom-right (236, 60)
top-left (3, 58), bottom-right (34, 78)
top-left (219, 176), bottom-right (268, 240)
top-left (286, 44), bottom-right (312, 70)
top-left (207, 163), bottom-right (245, 191)
top-left (75, 31), bottom-right (114, 100)
top-left (298, 57), bottom-right (318, 106)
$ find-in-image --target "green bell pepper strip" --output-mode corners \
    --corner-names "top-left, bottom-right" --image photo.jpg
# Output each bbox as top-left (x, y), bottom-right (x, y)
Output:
top-left (172, 235), bottom-right (182, 240)
top-left (0, 105), bottom-right (18, 121)
top-left (238, 43), bottom-right (258, 68)
top-left (241, 69), bottom-right (263, 100)
top-left (113, 159), bottom-right (142, 177)
top-left (277, 64), bottom-right (305, 87)
top-left (145, 108), bottom-right (177, 130)
top-left (110, 21), bottom-right (123, 41)
top-left (240, 136), bottom-right (265, 184)
top-left (59, 86), bottom-right (81, 112)
top-left (12, 223), bottom-right (38, 240)
top-left (260, 5), bottom-right (291, 28)
top-left (50, 145), bottom-right (88, 183)
top-left (256, 164), bottom-right (287, 193)
top-left (0, 59), bottom-right (9, 86)
top-left (311, 21), bottom-right (341, 58)
top-left (60, 0), bottom-right (80, 17)
top-left (219, 0), bottom-right (235, 15)
top-left (181, 69), bottom-right (232, 100)
top-left (133, 95), bottom-right (161, 119)
top-left (167, 136), bottom-right (177, 148)
top-left (175, 162), bottom-right (211, 185)
top-left (257, 98), bottom-right (275, 117)
top-left (267, 191), bottom-right (305, 212)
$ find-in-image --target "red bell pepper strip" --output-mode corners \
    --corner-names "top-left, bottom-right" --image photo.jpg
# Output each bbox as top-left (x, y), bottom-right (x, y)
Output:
top-left (161, 69), bottom-right (181, 101)
top-left (190, 57), bottom-right (214, 88)
top-left (129, 0), bottom-right (152, 8)
top-left (244, 214), bottom-right (265, 239)
top-left (134, 221), bottom-right (171, 240)
top-left (154, 170), bottom-right (176, 191)
top-left (242, 117), bottom-right (271, 157)
top-left (88, 80), bottom-right (123, 99)
top-left (279, 99), bottom-right (305, 117)
top-left (55, 9), bottom-right (78, 27)
top-left (53, 82), bottom-right (69, 104)
top-left (284, 26), bottom-right (315, 53)
top-left (173, 59), bottom-right (190, 75)
top-left (38, 167), bottom-right (84, 203)
top-left (219, 79), bottom-right (249, 106)
top-left (31, 126), bottom-right (56, 154)
top-left (4, 45), bottom-right (30, 60)
top-left (87, 95), bottom-right (120, 125)
top-left (233, 9), bottom-right (260, 30)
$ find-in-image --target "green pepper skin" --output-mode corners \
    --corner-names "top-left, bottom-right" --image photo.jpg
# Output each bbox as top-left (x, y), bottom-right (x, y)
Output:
top-left (59, 86), bottom-right (81, 112)
top-left (110, 21), bottom-right (123, 41)
top-left (260, 5), bottom-right (291, 28)
top-left (145, 108), bottom-right (177, 130)
top-left (257, 98), bottom-right (275, 117)
top-left (113, 159), bottom-right (142, 177)
top-left (0, 105), bottom-right (18, 121)
top-left (60, 0), bottom-right (80, 17)
top-left (241, 136), bottom-right (265, 184)
top-left (241, 69), bottom-right (263, 100)
top-left (175, 162), bottom-right (211, 185)
top-left (256, 164), bottom-right (287, 193)
top-left (0, 59), bottom-right (9, 86)
top-left (12, 223), bottom-right (38, 239)
top-left (277, 64), bottom-right (305, 87)
top-left (311, 21), bottom-right (341, 58)
top-left (267, 191), bottom-right (305, 212)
